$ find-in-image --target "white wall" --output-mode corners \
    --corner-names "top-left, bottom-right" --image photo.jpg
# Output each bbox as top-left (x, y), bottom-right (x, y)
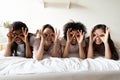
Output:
top-left (0, 0), bottom-right (120, 44)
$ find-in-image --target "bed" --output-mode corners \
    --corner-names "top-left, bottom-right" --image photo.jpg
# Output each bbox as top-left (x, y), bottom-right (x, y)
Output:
top-left (0, 49), bottom-right (120, 80)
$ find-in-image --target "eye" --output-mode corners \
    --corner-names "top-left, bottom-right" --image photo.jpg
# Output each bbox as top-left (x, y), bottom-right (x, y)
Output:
top-left (12, 33), bottom-right (17, 37)
top-left (100, 34), bottom-right (104, 37)
top-left (12, 34), bottom-right (15, 37)
top-left (93, 34), bottom-right (96, 37)
top-left (44, 33), bottom-right (48, 37)
top-left (20, 34), bottom-right (24, 37)
top-left (51, 34), bottom-right (54, 37)
top-left (70, 34), bottom-right (73, 37)
top-left (77, 34), bottom-right (80, 37)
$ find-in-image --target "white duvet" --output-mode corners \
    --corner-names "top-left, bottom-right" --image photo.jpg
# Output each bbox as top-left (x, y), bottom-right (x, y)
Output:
top-left (0, 55), bottom-right (120, 75)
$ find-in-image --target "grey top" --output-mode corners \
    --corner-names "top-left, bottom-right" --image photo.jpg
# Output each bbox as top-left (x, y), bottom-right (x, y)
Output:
top-left (60, 37), bottom-right (86, 57)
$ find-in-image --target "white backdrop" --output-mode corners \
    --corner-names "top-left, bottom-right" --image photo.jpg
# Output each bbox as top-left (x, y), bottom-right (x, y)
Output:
top-left (0, 0), bottom-right (120, 43)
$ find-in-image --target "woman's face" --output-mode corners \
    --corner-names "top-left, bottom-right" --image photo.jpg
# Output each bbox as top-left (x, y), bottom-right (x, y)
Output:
top-left (43, 28), bottom-right (54, 44)
top-left (12, 30), bottom-right (24, 44)
top-left (69, 30), bottom-right (78, 45)
top-left (93, 28), bottom-right (105, 45)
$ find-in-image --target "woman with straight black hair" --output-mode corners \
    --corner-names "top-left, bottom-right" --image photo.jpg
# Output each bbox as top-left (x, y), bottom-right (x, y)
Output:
top-left (4, 21), bottom-right (35, 58)
top-left (87, 24), bottom-right (119, 60)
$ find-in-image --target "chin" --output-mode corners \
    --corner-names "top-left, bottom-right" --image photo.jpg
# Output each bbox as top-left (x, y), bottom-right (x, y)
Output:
top-left (71, 42), bottom-right (77, 45)
top-left (47, 40), bottom-right (52, 43)
top-left (16, 41), bottom-right (24, 45)
top-left (96, 42), bottom-right (102, 45)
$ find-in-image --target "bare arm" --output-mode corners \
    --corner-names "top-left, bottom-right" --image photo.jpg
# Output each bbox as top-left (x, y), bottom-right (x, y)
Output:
top-left (104, 42), bottom-right (111, 59)
top-left (4, 43), bottom-right (12, 56)
top-left (19, 28), bottom-right (32, 58)
top-left (100, 27), bottom-right (111, 59)
top-left (4, 29), bottom-right (15, 56)
top-left (52, 42), bottom-right (59, 57)
top-left (62, 41), bottom-right (70, 58)
top-left (76, 30), bottom-right (85, 59)
top-left (34, 29), bottom-right (45, 60)
top-left (35, 39), bottom-right (44, 60)
top-left (78, 43), bottom-right (85, 59)
top-left (62, 29), bottom-right (71, 58)
top-left (87, 31), bottom-right (96, 58)
top-left (25, 41), bottom-right (32, 58)
top-left (87, 41), bottom-right (94, 58)
top-left (51, 30), bottom-right (60, 57)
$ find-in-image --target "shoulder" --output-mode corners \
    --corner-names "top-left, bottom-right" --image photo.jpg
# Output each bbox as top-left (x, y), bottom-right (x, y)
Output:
top-left (28, 33), bottom-right (36, 38)
top-left (28, 33), bottom-right (36, 46)
top-left (85, 37), bottom-right (89, 43)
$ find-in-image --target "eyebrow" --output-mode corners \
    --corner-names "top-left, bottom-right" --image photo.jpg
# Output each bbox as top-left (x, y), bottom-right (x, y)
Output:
top-left (13, 31), bottom-right (23, 34)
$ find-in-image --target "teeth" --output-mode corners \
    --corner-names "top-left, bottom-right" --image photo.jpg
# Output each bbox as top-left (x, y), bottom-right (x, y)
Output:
top-left (17, 40), bottom-right (21, 43)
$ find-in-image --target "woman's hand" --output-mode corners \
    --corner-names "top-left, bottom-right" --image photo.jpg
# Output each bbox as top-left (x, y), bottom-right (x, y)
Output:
top-left (52, 29), bottom-right (60, 43)
top-left (7, 29), bottom-right (16, 44)
top-left (66, 28), bottom-right (74, 43)
top-left (18, 28), bottom-right (28, 43)
top-left (76, 30), bottom-right (85, 44)
top-left (100, 27), bottom-right (110, 44)
top-left (89, 30), bottom-right (97, 44)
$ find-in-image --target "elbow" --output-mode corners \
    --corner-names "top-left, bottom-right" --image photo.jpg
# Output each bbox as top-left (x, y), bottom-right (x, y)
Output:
top-left (62, 55), bottom-right (68, 58)
top-left (26, 54), bottom-right (32, 58)
top-left (80, 56), bottom-right (86, 59)
top-left (35, 56), bottom-right (42, 61)
top-left (51, 53), bottom-right (59, 57)
top-left (105, 53), bottom-right (112, 59)
top-left (87, 55), bottom-right (93, 58)
top-left (4, 53), bottom-right (11, 57)
top-left (26, 56), bottom-right (32, 58)
top-left (105, 56), bottom-right (111, 59)
top-left (35, 54), bottom-right (43, 61)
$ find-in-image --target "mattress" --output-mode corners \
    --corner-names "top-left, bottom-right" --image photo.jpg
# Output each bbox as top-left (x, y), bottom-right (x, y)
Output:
top-left (0, 50), bottom-right (120, 80)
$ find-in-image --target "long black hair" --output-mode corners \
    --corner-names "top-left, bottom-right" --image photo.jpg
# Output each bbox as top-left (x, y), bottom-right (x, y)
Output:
top-left (63, 21), bottom-right (87, 40)
top-left (10, 21), bottom-right (33, 57)
top-left (92, 24), bottom-right (119, 60)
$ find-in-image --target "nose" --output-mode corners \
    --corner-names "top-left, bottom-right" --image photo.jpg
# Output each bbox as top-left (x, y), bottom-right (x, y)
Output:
top-left (96, 36), bottom-right (100, 40)
top-left (73, 35), bottom-right (76, 39)
top-left (47, 34), bottom-right (51, 37)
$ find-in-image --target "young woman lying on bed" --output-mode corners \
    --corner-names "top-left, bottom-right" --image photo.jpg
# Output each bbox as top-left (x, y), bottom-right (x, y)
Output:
top-left (4, 21), bottom-right (35, 58)
top-left (60, 21), bottom-right (87, 59)
top-left (33, 24), bottom-right (62, 60)
top-left (3, 21), bottom-right (119, 60)
top-left (86, 24), bottom-right (119, 60)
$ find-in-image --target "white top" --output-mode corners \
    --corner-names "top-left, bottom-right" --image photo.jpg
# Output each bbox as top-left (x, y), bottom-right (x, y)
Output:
top-left (60, 37), bottom-right (85, 57)
top-left (16, 44), bottom-right (24, 57)
top-left (13, 35), bottom-right (35, 57)
top-left (33, 38), bottom-right (62, 58)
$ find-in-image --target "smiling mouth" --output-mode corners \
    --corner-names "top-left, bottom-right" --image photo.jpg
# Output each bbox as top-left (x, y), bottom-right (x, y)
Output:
top-left (15, 39), bottom-right (23, 44)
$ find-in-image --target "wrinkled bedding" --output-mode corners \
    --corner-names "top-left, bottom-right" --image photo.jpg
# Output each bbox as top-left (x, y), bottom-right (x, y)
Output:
top-left (0, 56), bottom-right (120, 75)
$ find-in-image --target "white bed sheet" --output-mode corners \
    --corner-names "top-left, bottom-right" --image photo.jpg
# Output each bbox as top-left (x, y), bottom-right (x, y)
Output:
top-left (0, 71), bottom-right (120, 80)
top-left (0, 50), bottom-right (120, 80)
top-left (0, 56), bottom-right (120, 75)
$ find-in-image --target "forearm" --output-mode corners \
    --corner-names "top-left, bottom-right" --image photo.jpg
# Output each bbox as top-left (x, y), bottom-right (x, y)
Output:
top-left (78, 43), bottom-right (85, 59)
top-left (62, 42), bottom-right (70, 58)
top-left (87, 43), bottom-right (94, 58)
top-left (52, 42), bottom-right (59, 57)
top-left (25, 41), bottom-right (32, 58)
top-left (35, 41), bottom-right (44, 60)
top-left (4, 43), bottom-right (12, 56)
top-left (104, 43), bottom-right (111, 59)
